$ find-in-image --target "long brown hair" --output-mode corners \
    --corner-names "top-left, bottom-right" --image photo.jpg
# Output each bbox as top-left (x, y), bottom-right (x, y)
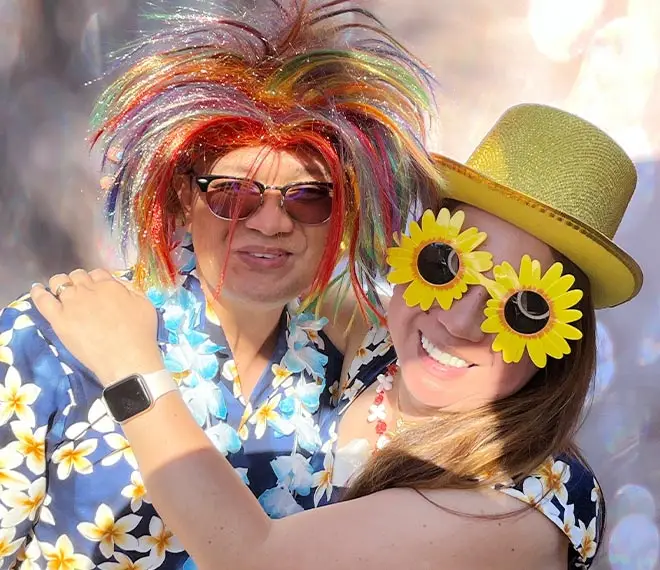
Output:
top-left (344, 254), bottom-right (597, 499)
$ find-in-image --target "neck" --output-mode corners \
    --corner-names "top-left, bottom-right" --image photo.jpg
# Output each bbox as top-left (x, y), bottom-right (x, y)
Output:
top-left (391, 369), bottom-right (439, 421)
top-left (200, 283), bottom-right (285, 355)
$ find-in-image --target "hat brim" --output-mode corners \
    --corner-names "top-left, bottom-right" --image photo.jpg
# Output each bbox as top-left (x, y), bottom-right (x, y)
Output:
top-left (432, 153), bottom-right (643, 309)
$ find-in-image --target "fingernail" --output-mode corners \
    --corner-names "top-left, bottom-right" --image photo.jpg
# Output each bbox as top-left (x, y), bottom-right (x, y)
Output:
top-left (31, 282), bottom-right (43, 289)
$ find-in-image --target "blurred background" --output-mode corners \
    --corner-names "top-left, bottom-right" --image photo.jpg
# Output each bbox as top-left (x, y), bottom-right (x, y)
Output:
top-left (0, 0), bottom-right (658, 567)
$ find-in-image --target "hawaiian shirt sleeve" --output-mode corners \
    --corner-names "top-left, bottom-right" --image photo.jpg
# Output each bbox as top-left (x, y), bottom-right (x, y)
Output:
top-left (0, 296), bottom-right (72, 568)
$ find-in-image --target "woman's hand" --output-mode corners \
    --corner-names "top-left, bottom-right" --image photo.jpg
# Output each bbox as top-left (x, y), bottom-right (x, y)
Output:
top-left (31, 269), bottom-right (164, 386)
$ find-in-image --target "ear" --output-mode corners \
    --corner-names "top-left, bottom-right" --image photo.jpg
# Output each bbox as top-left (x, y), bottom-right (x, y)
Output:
top-left (173, 172), bottom-right (194, 225)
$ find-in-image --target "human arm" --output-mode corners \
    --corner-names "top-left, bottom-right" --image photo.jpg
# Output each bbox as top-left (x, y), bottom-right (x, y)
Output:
top-left (31, 270), bottom-right (567, 570)
top-left (119, 389), bottom-right (567, 570)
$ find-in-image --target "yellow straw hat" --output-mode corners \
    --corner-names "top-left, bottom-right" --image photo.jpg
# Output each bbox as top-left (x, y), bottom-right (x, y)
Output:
top-left (432, 104), bottom-right (643, 309)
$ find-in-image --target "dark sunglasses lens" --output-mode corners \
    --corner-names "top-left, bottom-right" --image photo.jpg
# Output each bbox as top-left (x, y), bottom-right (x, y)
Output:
top-left (504, 290), bottom-right (550, 334)
top-left (204, 180), bottom-right (261, 220)
top-left (283, 185), bottom-right (333, 224)
top-left (416, 242), bottom-right (460, 285)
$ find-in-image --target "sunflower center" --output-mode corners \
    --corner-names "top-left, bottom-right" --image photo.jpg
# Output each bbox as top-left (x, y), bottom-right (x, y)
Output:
top-left (504, 290), bottom-right (550, 335)
top-left (417, 242), bottom-right (460, 285)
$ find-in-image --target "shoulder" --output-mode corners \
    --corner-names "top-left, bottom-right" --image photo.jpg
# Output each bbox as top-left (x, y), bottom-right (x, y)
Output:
top-left (0, 292), bottom-right (76, 407)
top-left (1, 292), bottom-right (58, 359)
top-left (496, 453), bottom-right (604, 569)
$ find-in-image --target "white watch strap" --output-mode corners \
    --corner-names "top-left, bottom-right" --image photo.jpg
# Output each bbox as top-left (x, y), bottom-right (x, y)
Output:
top-left (141, 370), bottom-right (178, 401)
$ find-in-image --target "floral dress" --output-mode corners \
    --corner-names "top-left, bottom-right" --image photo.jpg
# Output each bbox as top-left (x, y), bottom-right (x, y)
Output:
top-left (308, 325), bottom-right (605, 569)
top-left (0, 257), bottom-right (343, 569)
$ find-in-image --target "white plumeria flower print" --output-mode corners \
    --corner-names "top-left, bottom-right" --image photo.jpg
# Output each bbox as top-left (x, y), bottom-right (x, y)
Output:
top-left (10, 421), bottom-right (46, 474)
top-left (1, 476), bottom-right (49, 527)
top-left (0, 526), bottom-right (23, 560)
top-left (312, 452), bottom-right (334, 506)
top-left (121, 471), bottom-right (150, 512)
top-left (64, 398), bottom-right (116, 441)
top-left (77, 503), bottom-right (141, 558)
top-left (52, 439), bottom-right (98, 480)
top-left (534, 457), bottom-right (571, 505)
top-left (101, 434), bottom-right (138, 469)
top-left (40, 534), bottom-right (94, 570)
top-left (341, 379), bottom-right (364, 403)
top-left (99, 552), bottom-right (159, 570)
top-left (0, 366), bottom-right (40, 427)
top-left (578, 517), bottom-right (598, 561)
top-left (136, 517), bottom-right (184, 564)
top-left (0, 445), bottom-right (30, 490)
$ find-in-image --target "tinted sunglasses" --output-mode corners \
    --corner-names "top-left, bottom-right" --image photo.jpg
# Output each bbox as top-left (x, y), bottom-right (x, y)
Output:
top-left (194, 175), bottom-right (334, 225)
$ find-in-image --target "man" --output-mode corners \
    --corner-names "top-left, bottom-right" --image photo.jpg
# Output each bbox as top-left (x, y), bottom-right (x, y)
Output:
top-left (0, 1), bottom-right (442, 568)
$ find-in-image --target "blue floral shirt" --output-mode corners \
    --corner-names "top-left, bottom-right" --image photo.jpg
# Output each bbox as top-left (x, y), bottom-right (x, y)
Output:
top-left (0, 265), bottom-right (342, 569)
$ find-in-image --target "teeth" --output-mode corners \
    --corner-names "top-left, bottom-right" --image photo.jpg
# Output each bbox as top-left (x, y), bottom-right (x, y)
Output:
top-left (421, 334), bottom-right (469, 368)
top-left (251, 253), bottom-right (278, 259)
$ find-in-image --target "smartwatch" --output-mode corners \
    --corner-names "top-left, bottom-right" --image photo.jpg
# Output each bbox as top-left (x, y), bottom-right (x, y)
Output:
top-left (101, 370), bottom-right (178, 424)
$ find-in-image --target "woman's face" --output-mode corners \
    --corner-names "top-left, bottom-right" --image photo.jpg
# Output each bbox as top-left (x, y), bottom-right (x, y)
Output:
top-left (387, 205), bottom-right (558, 413)
top-left (180, 145), bottom-right (332, 308)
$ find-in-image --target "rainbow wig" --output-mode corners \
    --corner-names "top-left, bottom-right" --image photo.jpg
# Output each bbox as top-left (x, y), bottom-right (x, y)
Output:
top-left (91, 0), bottom-right (445, 323)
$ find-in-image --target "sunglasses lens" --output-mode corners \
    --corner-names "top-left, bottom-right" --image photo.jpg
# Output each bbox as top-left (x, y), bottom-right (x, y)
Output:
top-left (417, 242), bottom-right (460, 285)
top-left (284, 185), bottom-right (333, 224)
top-left (205, 180), bottom-right (261, 220)
top-left (504, 290), bottom-right (550, 334)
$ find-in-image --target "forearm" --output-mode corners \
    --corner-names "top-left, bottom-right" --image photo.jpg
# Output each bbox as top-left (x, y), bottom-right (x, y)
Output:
top-left (122, 392), bottom-right (272, 570)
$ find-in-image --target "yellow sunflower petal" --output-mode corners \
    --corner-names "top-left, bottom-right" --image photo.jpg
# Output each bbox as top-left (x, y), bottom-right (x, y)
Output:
top-left (539, 262), bottom-right (564, 290)
top-left (386, 246), bottom-right (413, 259)
top-left (435, 281), bottom-right (467, 310)
top-left (408, 219), bottom-right (424, 244)
top-left (526, 337), bottom-right (548, 368)
top-left (447, 208), bottom-right (467, 237)
top-left (464, 250), bottom-right (493, 273)
top-left (504, 334), bottom-right (527, 363)
top-left (555, 308), bottom-right (583, 324)
top-left (553, 321), bottom-right (583, 340)
top-left (481, 315), bottom-right (502, 334)
top-left (492, 330), bottom-right (526, 363)
top-left (403, 280), bottom-right (436, 311)
top-left (545, 273), bottom-right (576, 298)
top-left (420, 209), bottom-right (441, 237)
top-left (493, 261), bottom-right (520, 291)
top-left (482, 277), bottom-right (508, 300)
top-left (542, 329), bottom-right (571, 357)
top-left (491, 330), bottom-right (511, 353)
top-left (518, 255), bottom-right (535, 287)
top-left (387, 266), bottom-right (415, 285)
top-left (436, 208), bottom-right (452, 231)
top-left (398, 233), bottom-right (417, 252)
top-left (553, 289), bottom-right (583, 311)
top-left (454, 228), bottom-right (487, 253)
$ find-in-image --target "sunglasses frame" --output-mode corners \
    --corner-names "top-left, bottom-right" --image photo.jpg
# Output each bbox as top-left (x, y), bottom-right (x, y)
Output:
top-left (193, 174), bottom-right (334, 225)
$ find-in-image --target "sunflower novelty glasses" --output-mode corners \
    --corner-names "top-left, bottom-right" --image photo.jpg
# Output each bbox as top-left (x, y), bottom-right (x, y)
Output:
top-left (194, 175), bottom-right (334, 225)
top-left (386, 209), bottom-right (584, 368)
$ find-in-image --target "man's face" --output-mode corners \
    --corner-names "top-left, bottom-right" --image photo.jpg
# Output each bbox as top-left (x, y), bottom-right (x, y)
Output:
top-left (183, 145), bottom-right (332, 308)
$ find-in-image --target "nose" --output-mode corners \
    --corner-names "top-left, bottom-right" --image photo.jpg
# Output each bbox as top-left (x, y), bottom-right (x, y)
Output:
top-left (243, 191), bottom-right (295, 236)
top-left (429, 285), bottom-right (489, 343)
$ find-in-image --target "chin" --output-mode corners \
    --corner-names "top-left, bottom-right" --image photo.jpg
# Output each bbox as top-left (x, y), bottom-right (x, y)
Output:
top-left (224, 282), bottom-right (304, 307)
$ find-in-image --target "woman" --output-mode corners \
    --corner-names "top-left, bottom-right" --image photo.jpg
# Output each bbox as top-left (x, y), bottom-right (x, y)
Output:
top-left (0, 2), bottom-right (444, 568)
top-left (33, 104), bottom-right (641, 569)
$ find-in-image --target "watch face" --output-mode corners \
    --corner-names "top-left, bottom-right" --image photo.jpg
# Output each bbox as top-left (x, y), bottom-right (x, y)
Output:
top-left (103, 375), bottom-right (152, 423)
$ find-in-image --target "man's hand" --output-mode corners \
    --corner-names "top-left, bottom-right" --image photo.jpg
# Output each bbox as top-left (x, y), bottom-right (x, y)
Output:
top-left (31, 269), bottom-right (164, 386)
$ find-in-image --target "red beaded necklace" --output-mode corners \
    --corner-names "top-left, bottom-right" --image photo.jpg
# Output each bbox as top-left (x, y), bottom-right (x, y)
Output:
top-left (366, 361), bottom-right (404, 450)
